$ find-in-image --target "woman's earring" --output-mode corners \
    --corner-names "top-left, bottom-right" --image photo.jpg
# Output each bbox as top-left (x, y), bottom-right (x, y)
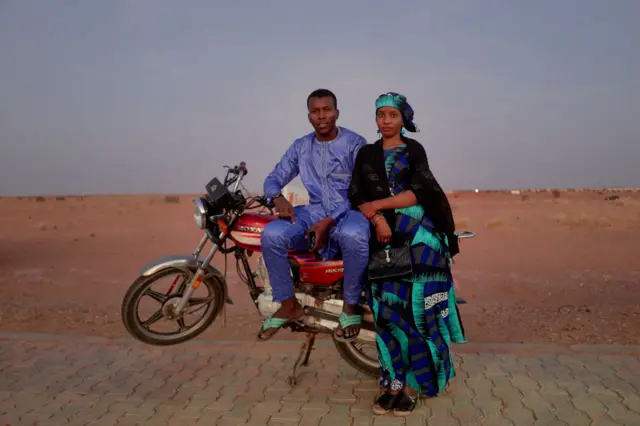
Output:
top-left (400, 128), bottom-right (406, 135)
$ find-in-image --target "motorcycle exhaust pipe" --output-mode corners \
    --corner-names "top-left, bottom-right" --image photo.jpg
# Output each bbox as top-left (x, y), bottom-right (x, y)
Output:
top-left (257, 293), bottom-right (378, 343)
top-left (301, 306), bottom-right (377, 343)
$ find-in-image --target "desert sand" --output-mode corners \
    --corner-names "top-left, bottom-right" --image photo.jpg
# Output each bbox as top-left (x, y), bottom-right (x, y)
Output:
top-left (1, 190), bottom-right (639, 345)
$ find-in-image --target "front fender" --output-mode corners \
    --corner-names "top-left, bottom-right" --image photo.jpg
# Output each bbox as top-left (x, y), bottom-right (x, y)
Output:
top-left (140, 255), bottom-right (233, 305)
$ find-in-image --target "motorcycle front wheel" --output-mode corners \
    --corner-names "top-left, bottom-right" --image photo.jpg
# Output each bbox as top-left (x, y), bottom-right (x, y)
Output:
top-left (121, 266), bottom-right (224, 346)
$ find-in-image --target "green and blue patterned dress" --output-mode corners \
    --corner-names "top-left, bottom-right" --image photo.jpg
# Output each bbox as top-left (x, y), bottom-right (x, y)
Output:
top-left (367, 144), bottom-right (466, 397)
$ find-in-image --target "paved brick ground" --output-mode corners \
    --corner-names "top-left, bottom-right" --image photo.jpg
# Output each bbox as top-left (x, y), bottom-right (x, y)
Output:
top-left (2, 333), bottom-right (640, 425)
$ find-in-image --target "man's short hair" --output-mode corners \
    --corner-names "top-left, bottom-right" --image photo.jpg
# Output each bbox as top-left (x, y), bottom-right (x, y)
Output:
top-left (307, 89), bottom-right (337, 109)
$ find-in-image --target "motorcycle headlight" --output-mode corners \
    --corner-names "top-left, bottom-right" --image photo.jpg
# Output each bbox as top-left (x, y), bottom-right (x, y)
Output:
top-left (192, 198), bottom-right (208, 229)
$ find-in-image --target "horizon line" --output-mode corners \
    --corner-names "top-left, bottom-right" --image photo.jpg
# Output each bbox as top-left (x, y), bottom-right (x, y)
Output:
top-left (2, 186), bottom-right (639, 199)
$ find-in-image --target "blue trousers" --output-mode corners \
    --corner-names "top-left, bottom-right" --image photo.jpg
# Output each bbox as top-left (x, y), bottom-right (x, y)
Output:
top-left (261, 204), bottom-right (370, 305)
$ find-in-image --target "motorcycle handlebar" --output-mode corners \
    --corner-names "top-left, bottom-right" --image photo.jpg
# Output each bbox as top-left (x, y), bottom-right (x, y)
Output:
top-left (238, 161), bottom-right (247, 176)
top-left (222, 162), bottom-right (248, 191)
top-left (223, 162), bottom-right (248, 177)
top-left (250, 195), bottom-right (274, 209)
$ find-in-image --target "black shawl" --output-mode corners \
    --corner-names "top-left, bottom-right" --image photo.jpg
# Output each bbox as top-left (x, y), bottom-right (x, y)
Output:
top-left (348, 136), bottom-right (460, 256)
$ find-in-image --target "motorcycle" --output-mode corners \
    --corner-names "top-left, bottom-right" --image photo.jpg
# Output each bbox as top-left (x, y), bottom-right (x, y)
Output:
top-left (121, 162), bottom-right (476, 385)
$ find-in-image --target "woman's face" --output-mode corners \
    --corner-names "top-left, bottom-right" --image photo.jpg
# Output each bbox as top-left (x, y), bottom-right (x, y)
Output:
top-left (376, 106), bottom-right (403, 138)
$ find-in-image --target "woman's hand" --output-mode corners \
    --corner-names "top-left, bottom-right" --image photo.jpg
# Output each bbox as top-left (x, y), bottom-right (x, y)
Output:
top-left (359, 201), bottom-right (380, 220)
top-left (374, 216), bottom-right (392, 244)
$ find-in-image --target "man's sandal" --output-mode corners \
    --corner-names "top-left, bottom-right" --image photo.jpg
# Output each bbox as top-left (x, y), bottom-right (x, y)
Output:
top-left (257, 314), bottom-right (303, 341)
top-left (333, 312), bottom-right (362, 343)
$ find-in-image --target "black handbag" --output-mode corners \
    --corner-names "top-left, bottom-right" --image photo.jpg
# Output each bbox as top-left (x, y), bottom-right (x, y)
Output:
top-left (367, 242), bottom-right (413, 281)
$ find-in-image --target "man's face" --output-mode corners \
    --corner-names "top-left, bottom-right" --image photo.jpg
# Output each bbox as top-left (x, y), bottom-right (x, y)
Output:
top-left (308, 96), bottom-right (339, 137)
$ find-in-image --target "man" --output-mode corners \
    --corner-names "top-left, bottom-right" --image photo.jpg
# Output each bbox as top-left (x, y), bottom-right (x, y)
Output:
top-left (258, 88), bottom-right (370, 342)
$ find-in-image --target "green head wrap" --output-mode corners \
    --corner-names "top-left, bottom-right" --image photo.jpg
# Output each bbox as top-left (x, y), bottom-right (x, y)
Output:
top-left (375, 92), bottom-right (419, 133)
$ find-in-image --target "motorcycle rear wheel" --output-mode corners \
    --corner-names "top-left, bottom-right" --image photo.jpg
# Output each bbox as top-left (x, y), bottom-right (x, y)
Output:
top-left (333, 337), bottom-right (379, 378)
top-left (121, 266), bottom-right (224, 346)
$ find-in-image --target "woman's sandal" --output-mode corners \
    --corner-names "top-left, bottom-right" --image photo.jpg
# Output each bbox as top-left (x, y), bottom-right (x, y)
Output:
top-left (333, 312), bottom-right (362, 343)
top-left (392, 392), bottom-right (418, 417)
top-left (372, 392), bottom-right (399, 415)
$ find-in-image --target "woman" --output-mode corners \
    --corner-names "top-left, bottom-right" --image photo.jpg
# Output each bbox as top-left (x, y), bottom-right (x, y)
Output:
top-left (348, 92), bottom-right (466, 416)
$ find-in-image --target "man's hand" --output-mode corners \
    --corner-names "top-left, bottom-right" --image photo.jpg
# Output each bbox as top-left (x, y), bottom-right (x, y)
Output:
top-left (273, 197), bottom-right (295, 223)
top-left (307, 217), bottom-right (336, 251)
top-left (374, 216), bottom-right (392, 244)
top-left (358, 201), bottom-right (380, 220)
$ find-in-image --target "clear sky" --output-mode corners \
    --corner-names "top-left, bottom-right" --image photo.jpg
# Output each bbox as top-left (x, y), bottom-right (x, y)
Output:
top-left (1, 0), bottom-right (639, 196)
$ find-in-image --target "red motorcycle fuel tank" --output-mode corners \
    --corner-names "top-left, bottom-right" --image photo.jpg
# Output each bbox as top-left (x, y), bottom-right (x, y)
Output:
top-left (228, 213), bottom-right (276, 250)
top-left (228, 212), bottom-right (345, 287)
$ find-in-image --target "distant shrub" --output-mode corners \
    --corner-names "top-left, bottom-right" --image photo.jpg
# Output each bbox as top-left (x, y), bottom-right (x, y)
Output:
top-left (614, 197), bottom-right (640, 207)
top-left (486, 219), bottom-right (507, 229)
top-left (165, 195), bottom-right (180, 204)
top-left (456, 218), bottom-right (470, 228)
top-left (555, 213), bottom-right (612, 228)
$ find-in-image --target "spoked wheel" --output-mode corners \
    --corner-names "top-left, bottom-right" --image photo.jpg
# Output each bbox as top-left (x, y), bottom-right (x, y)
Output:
top-left (121, 266), bottom-right (224, 345)
top-left (333, 337), bottom-right (380, 377)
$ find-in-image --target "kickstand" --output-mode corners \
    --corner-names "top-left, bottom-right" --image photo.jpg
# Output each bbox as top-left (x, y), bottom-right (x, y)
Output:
top-left (286, 332), bottom-right (316, 387)
top-left (221, 302), bottom-right (227, 328)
